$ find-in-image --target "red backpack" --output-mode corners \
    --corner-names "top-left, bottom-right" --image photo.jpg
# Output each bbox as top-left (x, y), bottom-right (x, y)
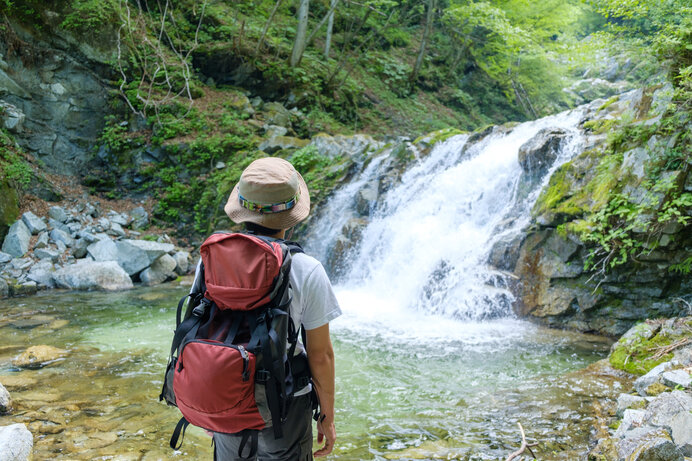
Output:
top-left (160, 232), bottom-right (314, 457)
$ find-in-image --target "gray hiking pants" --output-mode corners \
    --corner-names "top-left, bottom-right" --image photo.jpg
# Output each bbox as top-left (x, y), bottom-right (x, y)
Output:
top-left (213, 393), bottom-right (313, 461)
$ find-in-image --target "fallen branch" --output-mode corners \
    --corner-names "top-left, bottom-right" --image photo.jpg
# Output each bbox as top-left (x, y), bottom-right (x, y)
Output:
top-left (506, 422), bottom-right (538, 461)
top-left (650, 337), bottom-right (692, 361)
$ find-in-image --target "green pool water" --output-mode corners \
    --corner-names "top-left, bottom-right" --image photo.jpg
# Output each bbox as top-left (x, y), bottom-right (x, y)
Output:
top-left (0, 282), bottom-right (626, 460)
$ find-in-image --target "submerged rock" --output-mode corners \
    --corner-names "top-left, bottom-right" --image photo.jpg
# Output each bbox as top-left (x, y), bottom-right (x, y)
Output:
top-left (12, 345), bottom-right (69, 369)
top-left (0, 423), bottom-right (33, 461)
top-left (52, 260), bottom-right (133, 291)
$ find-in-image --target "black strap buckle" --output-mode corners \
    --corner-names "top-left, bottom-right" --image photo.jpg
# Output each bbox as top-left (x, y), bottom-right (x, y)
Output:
top-left (255, 369), bottom-right (270, 383)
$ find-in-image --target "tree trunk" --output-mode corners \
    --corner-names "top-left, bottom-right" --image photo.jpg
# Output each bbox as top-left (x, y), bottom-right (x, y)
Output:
top-left (324, 0), bottom-right (338, 58)
top-left (409, 0), bottom-right (435, 90)
top-left (290, 0), bottom-right (310, 67)
top-left (256, 0), bottom-right (284, 55)
top-left (305, 0), bottom-right (340, 50)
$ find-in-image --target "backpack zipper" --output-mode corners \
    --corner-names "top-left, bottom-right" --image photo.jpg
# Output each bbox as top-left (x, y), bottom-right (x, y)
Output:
top-left (179, 340), bottom-right (250, 381)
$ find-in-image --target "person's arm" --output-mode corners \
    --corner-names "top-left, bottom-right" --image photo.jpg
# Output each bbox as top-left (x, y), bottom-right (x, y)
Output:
top-left (306, 323), bottom-right (336, 457)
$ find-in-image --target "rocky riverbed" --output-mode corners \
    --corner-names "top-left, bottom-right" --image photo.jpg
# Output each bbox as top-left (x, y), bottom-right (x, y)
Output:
top-left (589, 317), bottom-right (692, 460)
top-left (1, 203), bottom-right (192, 298)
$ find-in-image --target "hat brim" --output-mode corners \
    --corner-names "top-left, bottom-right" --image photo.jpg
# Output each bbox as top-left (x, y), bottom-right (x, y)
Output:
top-left (224, 172), bottom-right (311, 230)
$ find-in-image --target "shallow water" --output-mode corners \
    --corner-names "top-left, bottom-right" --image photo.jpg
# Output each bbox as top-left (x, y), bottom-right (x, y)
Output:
top-left (0, 282), bottom-right (626, 460)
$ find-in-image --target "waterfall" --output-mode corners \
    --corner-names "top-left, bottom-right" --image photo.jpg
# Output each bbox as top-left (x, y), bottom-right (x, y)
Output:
top-left (305, 107), bottom-right (588, 339)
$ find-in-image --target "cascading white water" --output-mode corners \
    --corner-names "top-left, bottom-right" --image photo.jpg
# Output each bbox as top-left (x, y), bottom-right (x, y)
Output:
top-left (306, 107), bottom-right (588, 342)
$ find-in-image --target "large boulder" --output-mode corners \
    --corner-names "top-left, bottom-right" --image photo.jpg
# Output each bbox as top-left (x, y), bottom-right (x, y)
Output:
top-left (0, 423), bottom-right (33, 461)
top-left (120, 239), bottom-right (174, 264)
top-left (263, 102), bottom-right (292, 128)
top-left (52, 260), bottom-right (133, 291)
top-left (616, 427), bottom-right (684, 461)
top-left (0, 383), bottom-right (10, 414)
top-left (12, 345), bottom-right (68, 369)
top-left (1, 220), bottom-right (31, 258)
top-left (48, 206), bottom-right (69, 223)
top-left (49, 228), bottom-right (74, 248)
top-left (518, 128), bottom-right (569, 177)
top-left (140, 254), bottom-right (177, 285)
top-left (87, 238), bottom-right (119, 262)
top-left (115, 240), bottom-right (151, 276)
top-left (21, 211), bottom-right (46, 234)
top-left (173, 251), bottom-right (190, 275)
top-left (27, 261), bottom-right (55, 288)
top-left (258, 136), bottom-right (309, 154)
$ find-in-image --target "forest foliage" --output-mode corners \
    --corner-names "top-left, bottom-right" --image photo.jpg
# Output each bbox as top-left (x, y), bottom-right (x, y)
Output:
top-left (0, 0), bottom-right (688, 240)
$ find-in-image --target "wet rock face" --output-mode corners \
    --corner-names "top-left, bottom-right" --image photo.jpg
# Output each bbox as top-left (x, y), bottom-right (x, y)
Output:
top-left (518, 128), bottom-right (569, 178)
top-left (0, 20), bottom-right (112, 176)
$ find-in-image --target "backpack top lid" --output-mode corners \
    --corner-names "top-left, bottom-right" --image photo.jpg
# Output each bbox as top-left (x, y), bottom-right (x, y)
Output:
top-left (200, 233), bottom-right (285, 311)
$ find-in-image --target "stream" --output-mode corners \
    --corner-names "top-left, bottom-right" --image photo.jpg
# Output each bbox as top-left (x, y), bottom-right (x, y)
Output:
top-left (0, 104), bottom-right (631, 460)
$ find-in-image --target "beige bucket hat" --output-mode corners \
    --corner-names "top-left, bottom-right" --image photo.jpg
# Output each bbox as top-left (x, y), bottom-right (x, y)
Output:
top-left (224, 157), bottom-right (310, 229)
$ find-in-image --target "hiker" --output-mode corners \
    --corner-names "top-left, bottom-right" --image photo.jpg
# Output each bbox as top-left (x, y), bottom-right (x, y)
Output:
top-left (198, 157), bottom-right (341, 460)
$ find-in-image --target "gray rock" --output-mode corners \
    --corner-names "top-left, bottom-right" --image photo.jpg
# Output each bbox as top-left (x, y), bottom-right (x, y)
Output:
top-left (264, 124), bottom-right (288, 138)
top-left (121, 239), bottom-right (174, 264)
top-left (140, 254), bottom-right (177, 285)
top-left (48, 206), bottom-right (69, 223)
top-left (0, 278), bottom-right (7, 298)
top-left (670, 411), bottom-right (692, 455)
top-left (614, 409), bottom-right (647, 438)
top-left (114, 240), bottom-right (150, 276)
top-left (96, 217), bottom-right (111, 232)
top-left (107, 222), bottom-right (126, 238)
top-left (27, 261), bottom-right (54, 288)
top-left (355, 181), bottom-right (379, 216)
top-left (0, 423), bottom-right (33, 461)
top-left (0, 252), bottom-right (11, 264)
top-left (9, 258), bottom-right (32, 271)
top-left (518, 128), bottom-right (569, 177)
top-left (34, 248), bottom-right (61, 262)
top-left (0, 383), bottom-right (10, 414)
top-left (173, 251), bottom-right (190, 275)
top-left (87, 239), bottom-right (118, 262)
top-left (1, 220), bottom-right (31, 257)
top-left (52, 260), bottom-right (133, 291)
top-left (0, 100), bottom-right (25, 132)
top-left (616, 427), bottom-right (684, 461)
top-left (259, 135), bottom-right (309, 154)
top-left (130, 207), bottom-right (149, 230)
top-left (47, 217), bottom-right (70, 233)
top-left (310, 133), bottom-right (382, 161)
top-left (661, 370), bottom-right (691, 389)
top-left (66, 221), bottom-right (81, 234)
top-left (55, 240), bottom-right (67, 253)
top-left (49, 228), bottom-right (73, 247)
top-left (634, 362), bottom-right (673, 396)
top-left (76, 230), bottom-right (98, 243)
top-left (21, 211), bottom-right (46, 234)
top-left (617, 393), bottom-right (648, 417)
top-left (264, 102), bottom-right (292, 128)
top-left (71, 238), bottom-right (89, 259)
top-left (34, 231), bottom-right (49, 249)
top-left (643, 391), bottom-right (692, 428)
top-left (108, 211), bottom-right (132, 227)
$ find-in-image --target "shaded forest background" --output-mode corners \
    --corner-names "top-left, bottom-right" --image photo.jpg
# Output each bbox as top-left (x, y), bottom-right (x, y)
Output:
top-left (0, 0), bottom-right (689, 238)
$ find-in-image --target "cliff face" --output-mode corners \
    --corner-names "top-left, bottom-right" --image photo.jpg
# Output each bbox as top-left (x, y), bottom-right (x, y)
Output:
top-left (510, 87), bottom-right (692, 336)
top-left (0, 15), bottom-right (115, 175)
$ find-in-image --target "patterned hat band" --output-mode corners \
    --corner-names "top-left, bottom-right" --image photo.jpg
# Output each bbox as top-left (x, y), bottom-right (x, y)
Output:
top-left (238, 191), bottom-right (299, 214)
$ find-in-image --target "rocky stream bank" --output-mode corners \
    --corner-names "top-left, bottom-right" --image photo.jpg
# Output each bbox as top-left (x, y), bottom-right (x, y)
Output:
top-left (0, 202), bottom-right (192, 299)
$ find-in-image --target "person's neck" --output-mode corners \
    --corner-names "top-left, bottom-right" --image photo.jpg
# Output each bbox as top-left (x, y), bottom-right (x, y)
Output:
top-left (260, 229), bottom-right (286, 240)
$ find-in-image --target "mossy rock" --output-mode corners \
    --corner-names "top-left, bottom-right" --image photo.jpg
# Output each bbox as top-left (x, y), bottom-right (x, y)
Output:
top-left (0, 179), bottom-right (20, 243)
top-left (608, 321), bottom-right (684, 375)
